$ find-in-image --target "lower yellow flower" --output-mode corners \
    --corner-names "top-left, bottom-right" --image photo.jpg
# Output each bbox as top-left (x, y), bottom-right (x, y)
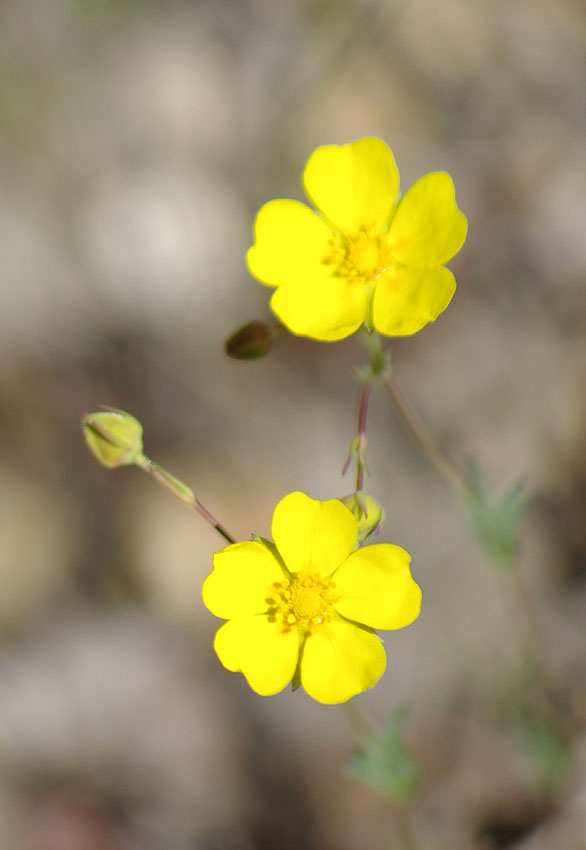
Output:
top-left (202, 491), bottom-right (421, 704)
top-left (247, 136), bottom-right (467, 341)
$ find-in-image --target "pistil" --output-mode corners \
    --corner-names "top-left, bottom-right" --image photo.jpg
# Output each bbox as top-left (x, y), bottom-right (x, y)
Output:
top-left (323, 228), bottom-right (394, 282)
top-left (266, 572), bottom-right (338, 634)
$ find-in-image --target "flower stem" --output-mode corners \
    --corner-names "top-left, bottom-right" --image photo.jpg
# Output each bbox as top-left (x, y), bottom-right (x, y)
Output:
top-left (381, 371), bottom-right (472, 495)
top-left (376, 354), bottom-right (578, 738)
top-left (344, 328), bottom-right (391, 491)
top-left (135, 454), bottom-right (236, 545)
top-left (352, 379), bottom-right (373, 491)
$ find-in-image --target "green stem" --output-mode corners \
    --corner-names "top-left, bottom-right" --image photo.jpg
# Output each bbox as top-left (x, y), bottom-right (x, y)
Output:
top-left (381, 371), bottom-right (472, 495)
top-left (360, 326), bottom-right (388, 377)
top-left (374, 349), bottom-right (579, 737)
top-left (359, 328), bottom-right (471, 493)
top-left (135, 454), bottom-right (236, 545)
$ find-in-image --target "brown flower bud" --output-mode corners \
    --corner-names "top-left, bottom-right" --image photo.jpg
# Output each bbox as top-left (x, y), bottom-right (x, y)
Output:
top-left (225, 321), bottom-right (275, 359)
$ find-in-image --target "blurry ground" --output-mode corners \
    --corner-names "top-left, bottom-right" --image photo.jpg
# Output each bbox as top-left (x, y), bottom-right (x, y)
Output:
top-left (0, 0), bottom-right (585, 848)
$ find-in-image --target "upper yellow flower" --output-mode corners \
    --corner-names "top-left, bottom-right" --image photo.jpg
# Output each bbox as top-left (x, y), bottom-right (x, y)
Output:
top-left (202, 491), bottom-right (421, 704)
top-left (247, 137), bottom-right (467, 341)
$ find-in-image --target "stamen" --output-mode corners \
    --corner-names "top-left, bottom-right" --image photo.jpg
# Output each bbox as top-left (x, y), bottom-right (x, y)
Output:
top-left (322, 228), bottom-right (394, 283)
top-left (267, 572), bottom-right (339, 635)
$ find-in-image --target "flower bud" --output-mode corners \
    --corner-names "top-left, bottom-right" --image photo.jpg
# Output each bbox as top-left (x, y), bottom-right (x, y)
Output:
top-left (342, 491), bottom-right (386, 544)
top-left (82, 408), bottom-right (144, 469)
top-left (225, 321), bottom-right (275, 359)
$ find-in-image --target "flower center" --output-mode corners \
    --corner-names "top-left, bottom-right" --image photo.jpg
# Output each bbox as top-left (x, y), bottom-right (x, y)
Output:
top-left (266, 572), bottom-right (338, 634)
top-left (322, 228), bottom-right (394, 284)
top-left (294, 588), bottom-right (323, 619)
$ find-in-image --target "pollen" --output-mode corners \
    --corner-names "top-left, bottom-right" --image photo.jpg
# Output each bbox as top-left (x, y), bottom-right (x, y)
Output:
top-left (268, 572), bottom-right (338, 634)
top-left (294, 588), bottom-right (323, 619)
top-left (323, 228), bottom-right (394, 283)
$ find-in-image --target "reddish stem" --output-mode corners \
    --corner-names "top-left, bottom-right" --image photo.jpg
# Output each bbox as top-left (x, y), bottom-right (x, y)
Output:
top-left (355, 380), bottom-right (373, 491)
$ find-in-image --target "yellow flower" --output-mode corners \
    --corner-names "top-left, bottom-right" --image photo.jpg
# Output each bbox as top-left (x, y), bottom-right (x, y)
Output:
top-left (202, 491), bottom-right (421, 704)
top-left (247, 137), bottom-right (467, 341)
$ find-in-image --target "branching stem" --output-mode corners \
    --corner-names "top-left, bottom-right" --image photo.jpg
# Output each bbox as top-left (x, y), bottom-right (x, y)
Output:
top-left (367, 335), bottom-right (577, 736)
top-left (381, 371), bottom-right (472, 495)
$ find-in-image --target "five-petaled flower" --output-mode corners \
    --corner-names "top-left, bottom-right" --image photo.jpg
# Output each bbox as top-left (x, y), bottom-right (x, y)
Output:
top-left (202, 491), bottom-right (421, 704)
top-left (247, 136), bottom-right (467, 341)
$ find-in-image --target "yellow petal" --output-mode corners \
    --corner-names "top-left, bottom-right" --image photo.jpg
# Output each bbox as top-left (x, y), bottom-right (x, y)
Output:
top-left (333, 544), bottom-right (421, 630)
top-left (300, 618), bottom-right (386, 704)
top-left (372, 265), bottom-right (456, 336)
top-left (214, 615), bottom-right (299, 696)
top-left (270, 274), bottom-right (367, 341)
top-left (303, 137), bottom-right (399, 235)
top-left (271, 492), bottom-right (358, 577)
top-left (388, 172), bottom-right (467, 265)
top-left (202, 541), bottom-right (285, 619)
top-left (246, 199), bottom-right (332, 287)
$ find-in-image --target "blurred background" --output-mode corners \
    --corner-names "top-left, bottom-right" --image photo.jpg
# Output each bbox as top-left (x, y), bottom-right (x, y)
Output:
top-left (0, 0), bottom-right (585, 848)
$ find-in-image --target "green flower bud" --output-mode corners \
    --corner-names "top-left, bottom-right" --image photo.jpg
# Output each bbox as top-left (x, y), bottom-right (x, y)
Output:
top-left (82, 408), bottom-right (144, 469)
top-left (342, 490), bottom-right (386, 544)
top-left (225, 321), bottom-right (276, 359)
